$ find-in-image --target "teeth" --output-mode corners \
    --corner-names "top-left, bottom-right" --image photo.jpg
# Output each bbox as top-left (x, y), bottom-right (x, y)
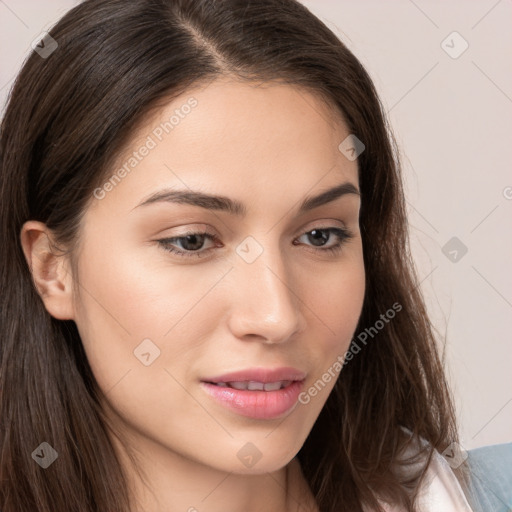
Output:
top-left (230, 381), bottom-right (249, 390)
top-left (247, 381), bottom-right (264, 391)
top-left (212, 380), bottom-right (292, 391)
top-left (263, 381), bottom-right (282, 391)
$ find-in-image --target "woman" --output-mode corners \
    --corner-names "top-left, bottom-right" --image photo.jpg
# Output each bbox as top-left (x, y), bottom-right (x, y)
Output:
top-left (0, 0), bottom-right (481, 510)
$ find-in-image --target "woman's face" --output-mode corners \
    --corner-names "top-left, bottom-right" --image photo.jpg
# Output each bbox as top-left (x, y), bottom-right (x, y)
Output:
top-left (69, 77), bottom-right (365, 475)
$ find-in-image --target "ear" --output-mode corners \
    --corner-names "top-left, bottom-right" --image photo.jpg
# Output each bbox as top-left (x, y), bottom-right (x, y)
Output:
top-left (20, 220), bottom-right (76, 320)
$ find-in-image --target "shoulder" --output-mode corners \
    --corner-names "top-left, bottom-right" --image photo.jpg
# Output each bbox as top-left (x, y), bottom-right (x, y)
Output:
top-left (465, 443), bottom-right (512, 512)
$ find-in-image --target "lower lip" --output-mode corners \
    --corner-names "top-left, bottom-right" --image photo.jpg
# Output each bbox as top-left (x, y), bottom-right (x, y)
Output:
top-left (200, 380), bottom-right (304, 420)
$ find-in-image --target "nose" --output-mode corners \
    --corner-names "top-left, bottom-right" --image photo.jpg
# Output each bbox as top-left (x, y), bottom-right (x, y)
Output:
top-left (227, 242), bottom-right (306, 344)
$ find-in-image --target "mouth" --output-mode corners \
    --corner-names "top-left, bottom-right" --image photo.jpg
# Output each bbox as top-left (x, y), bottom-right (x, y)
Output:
top-left (205, 380), bottom-right (294, 391)
top-left (199, 371), bottom-right (306, 420)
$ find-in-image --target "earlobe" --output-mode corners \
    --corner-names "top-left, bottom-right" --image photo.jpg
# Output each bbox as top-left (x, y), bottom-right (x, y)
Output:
top-left (20, 220), bottom-right (76, 320)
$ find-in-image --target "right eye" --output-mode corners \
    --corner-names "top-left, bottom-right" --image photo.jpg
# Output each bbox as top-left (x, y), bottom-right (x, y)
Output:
top-left (157, 231), bottom-right (220, 258)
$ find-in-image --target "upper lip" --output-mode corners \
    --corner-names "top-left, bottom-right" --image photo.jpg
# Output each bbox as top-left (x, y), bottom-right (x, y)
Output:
top-left (202, 367), bottom-right (306, 384)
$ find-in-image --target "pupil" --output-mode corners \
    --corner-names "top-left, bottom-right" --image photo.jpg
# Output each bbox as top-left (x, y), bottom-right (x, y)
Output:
top-left (183, 234), bottom-right (204, 251)
top-left (309, 229), bottom-right (328, 246)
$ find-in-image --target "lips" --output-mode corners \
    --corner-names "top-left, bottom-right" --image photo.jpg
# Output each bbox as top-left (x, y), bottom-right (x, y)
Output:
top-left (200, 367), bottom-right (306, 420)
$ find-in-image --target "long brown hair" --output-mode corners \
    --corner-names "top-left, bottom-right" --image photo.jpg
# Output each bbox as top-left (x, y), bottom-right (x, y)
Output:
top-left (0, 0), bottom-right (473, 510)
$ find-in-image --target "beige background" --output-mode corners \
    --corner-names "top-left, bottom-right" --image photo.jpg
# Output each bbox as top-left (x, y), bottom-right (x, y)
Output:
top-left (1, 0), bottom-right (511, 450)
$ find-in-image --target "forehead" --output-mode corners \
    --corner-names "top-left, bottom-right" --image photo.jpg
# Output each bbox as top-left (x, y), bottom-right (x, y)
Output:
top-left (89, 77), bottom-right (359, 215)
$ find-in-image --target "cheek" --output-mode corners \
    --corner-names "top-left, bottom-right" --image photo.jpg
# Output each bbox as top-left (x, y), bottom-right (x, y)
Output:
top-left (301, 251), bottom-right (365, 354)
top-left (71, 241), bottom-right (230, 387)
top-left (294, 255), bottom-right (365, 414)
top-left (71, 246), bottom-right (229, 446)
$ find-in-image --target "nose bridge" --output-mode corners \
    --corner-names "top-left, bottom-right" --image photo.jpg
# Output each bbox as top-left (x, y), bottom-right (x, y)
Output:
top-left (228, 235), bottom-right (305, 342)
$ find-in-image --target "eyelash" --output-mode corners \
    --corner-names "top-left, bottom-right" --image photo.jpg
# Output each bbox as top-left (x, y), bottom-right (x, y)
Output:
top-left (156, 226), bottom-right (354, 259)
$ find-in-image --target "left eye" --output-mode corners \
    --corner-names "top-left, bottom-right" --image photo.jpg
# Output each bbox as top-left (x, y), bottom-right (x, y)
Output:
top-left (294, 227), bottom-right (352, 251)
top-left (157, 227), bottom-right (353, 259)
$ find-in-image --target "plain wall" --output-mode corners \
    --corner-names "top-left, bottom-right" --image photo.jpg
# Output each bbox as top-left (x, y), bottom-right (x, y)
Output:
top-left (1, 0), bottom-right (511, 450)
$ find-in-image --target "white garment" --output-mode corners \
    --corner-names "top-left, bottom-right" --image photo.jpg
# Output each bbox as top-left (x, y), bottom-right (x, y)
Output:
top-left (374, 448), bottom-right (474, 512)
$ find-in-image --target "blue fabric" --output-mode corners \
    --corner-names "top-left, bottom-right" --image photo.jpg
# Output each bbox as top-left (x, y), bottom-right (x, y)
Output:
top-left (466, 443), bottom-right (512, 512)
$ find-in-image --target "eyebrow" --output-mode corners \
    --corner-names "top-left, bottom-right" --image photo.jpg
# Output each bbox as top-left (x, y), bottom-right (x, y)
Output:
top-left (133, 181), bottom-right (360, 216)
